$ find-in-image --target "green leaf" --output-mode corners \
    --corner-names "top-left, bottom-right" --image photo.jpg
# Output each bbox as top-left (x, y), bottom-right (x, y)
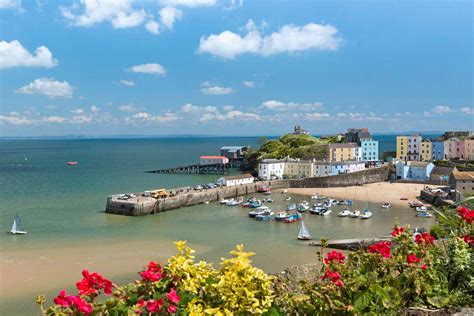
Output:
top-left (354, 291), bottom-right (373, 312)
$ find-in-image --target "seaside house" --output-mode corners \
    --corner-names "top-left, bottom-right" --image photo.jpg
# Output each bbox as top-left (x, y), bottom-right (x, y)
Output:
top-left (313, 161), bottom-right (332, 177)
top-left (257, 159), bottom-right (285, 180)
top-left (396, 161), bottom-right (435, 180)
top-left (396, 136), bottom-right (408, 160)
top-left (432, 140), bottom-right (445, 161)
top-left (361, 140), bottom-right (379, 162)
top-left (220, 146), bottom-right (249, 159)
top-left (449, 170), bottom-right (474, 200)
top-left (217, 174), bottom-right (254, 187)
top-left (284, 158), bottom-right (314, 178)
top-left (396, 135), bottom-right (422, 161)
top-left (199, 155), bottom-right (229, 165)
top-left (328, 143), bottom-right (359, 162)
top-left (463, 138), bottom-right (474, 160)
top-left (331, 161), bottom-right (366, 175)
top-left (444, 138), bottom-right (464, 159)
top-left (420, 139), bottom-right (433, 162)
top-left (429, 166), bottom-right (455, 185)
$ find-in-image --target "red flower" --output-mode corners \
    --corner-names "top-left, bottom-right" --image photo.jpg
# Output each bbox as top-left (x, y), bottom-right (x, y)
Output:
top-left (166, 288), bottom-right (181, 305)
top-left (137, 299), bottom-right (145, 307)
top-left (421, 264), bottom-right (428, 270)
top-left (458, 206), bottom-right (474, 223)
top-left (322, 268), bottom-right (344, 287)
top-left (391, 226), bottom-right (405, 237)
top-left (53, 290), bottom-right (92, 315)
top-left (71, 296), bottom-right (93, 315)
top-left (324, 250), bottom-right (346, 265)
top-left (168, 305), bottom-right (178, 314)
top-left (463, 235), bottom-right (474, 246)
top-left (407, 253), bottom-right (422, 264)
top-left (146, 299), bottom-right (163, 313)
top-left (76, 269), bottom-right (113, 296)
top-left (54, 290), bottom-right (71, 308)
top-left (368, 241), bottom-right (392, 258)
top-left (415, 232), bottom-right (435, 245)
top-left (140, 261), bottom-right (163, 282)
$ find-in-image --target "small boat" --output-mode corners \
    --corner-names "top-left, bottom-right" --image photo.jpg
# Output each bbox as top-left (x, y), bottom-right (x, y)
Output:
top-left (415, 206), bottom-right (427, 212)
top-left (204, 201), bottom-right (210, 204)
top-left (320, 209), bottom-right (332, 216)
top-left (255, 211), bottom-right (274, 221)
top-left (67, 161), bottom-right (78, 166)
top-left (248, 206), bottom-right (270, 218)
top-left (416, 211), bottom-right (432, 218)
top-left (286, 203), bottom-right (297, 211)
top-left (317, 195), bottom-right (327, 200)
top-left (400, 197), bottom-right (408, 200)
top-left (345, 200), bottom-right (353, 206)
top-left (310, 194), bottom-right (319, 200)
top-left (219, 199), bottom-right (230, 204)
top-left (381, 203), bottom-right (390, 209)
top-left (285, 196), bottom-right (291, 201)
top-left (349, 210), bottom-right (361, 218)
top-left (409, 201), bottom-right (424, 208)
top-left (298, 202), bottom-right (310, 212)
top-left (248, 200), bottom-right (262, 208)
top-left (282, 189), bottom-right (288, 194)
top-left (226, 198), bottom-right (243, 206)
top-left (257, 186), bottom-right (270, 193)
top-left (275, 211), bottom-right (289, 221)
top-left (8, 213), bottom-right (27, 235)
top-left (285, 212), bottom-right (302, 223)
top-left (310, 207), bottom-right (326, 215)
top-left (360, 210), bottom-right (372, 219)
top-left (263, 191), bottom-right (272, 195)
top-left (338, 209), bottom-right (351, 217)
top-left (297, 221), bottom-right (311, 240)
top-left (263, 197), bottom-right (274, 203)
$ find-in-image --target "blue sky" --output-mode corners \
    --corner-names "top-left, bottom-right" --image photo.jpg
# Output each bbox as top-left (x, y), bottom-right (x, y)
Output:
top-left (0, 0), bottom-right (472, 136)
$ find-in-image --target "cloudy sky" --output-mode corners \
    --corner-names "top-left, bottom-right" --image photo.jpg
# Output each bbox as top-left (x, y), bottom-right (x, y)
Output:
top-left (0, 0), bottom-right (472, 137)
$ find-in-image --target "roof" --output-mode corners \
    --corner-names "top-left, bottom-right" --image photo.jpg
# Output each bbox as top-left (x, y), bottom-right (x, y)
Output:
top-left (260, 159), bottom-right (285, 164)
top-left (220, 146), bottom-right (247, 152)
top-left (452, 171), bottom-right (474, 180)
top-left (328, 142), bottom-right (358, 148)
top-left (223, 173), bottom-right (254, 181)
top-left (200, 155), bottom-right (227, 159)
top-left (430, 166), bottom-right (455, 178)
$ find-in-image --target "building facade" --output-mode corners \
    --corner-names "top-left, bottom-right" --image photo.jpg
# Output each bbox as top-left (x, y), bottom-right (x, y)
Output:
top-left (220, 146), bottom-right (249, 159)
top-left (449, 171), bottom-right (474, 200)
top-left (396, 161), bottom-right (435, 180)
top-left (199, 156), bottom-right (229, 165)
top-left (396, 135), bottom-right (422, 161)
top-left (361, 140), bottom-right (379, 161)
top-left (420, 139), bottom-right (433, 162)
top-left (217, 174), bottom-right (254, 187)
top-left (345, 128), bottom-right (371, 144)
top-left (432, 141), bottom-right (445, 161)
top-left (284, 159), bottom-right (314, 178)
top-left (313, 162), bottom-right (332, 177)
top-left (463, 139), bottom-right (474, 160)
top-left (444, 138), bottom-right (464, 159)
top-left (331, 161), bottom-right (365, 175)
top-left (328, 143), bottom-right (359, 162)
top-left (257, 159), bottom-right (285, 180)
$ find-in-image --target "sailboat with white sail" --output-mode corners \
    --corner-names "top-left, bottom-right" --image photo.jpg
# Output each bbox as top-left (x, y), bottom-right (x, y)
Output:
top-left (8, 213), bottom-right (27, 235)
top-left (297, 221), bottom-right (311, 240)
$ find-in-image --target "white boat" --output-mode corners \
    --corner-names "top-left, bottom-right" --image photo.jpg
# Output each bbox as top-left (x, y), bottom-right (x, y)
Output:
top-left (310, 207), bottom-right (326, 215)
top-left (416, 211), bottom-right (432, 218)
top-left (226, 198), bottom-right (243, 206)
top-left (381, 203), bottom-right (390, 209)
top-left (285, 196), bottom-right (291, 201)
top-left (297, 221), bottom-right (311, 240)
top-left (349, 210), bottom-right (361, 218)
top-left (275, 211), bottom-right (289, 221)
top-left (298, 201), bottom-right (310, 212)
top-left (320, 209), bottom-right (332, 216)
top-left (8, 213), bottom-right (27, 235)
top-left (415, 206), bottom-right (427, 212)
top-left (219, 199), bottom-right (230, 204)
top-left (282, 189), bottom-right (288, 194)
top-left (338, 209), bottom-right (351, 217)
top-left (204, 201), bottom-right (210, 204)
top-left (360, 210), bottom-right (372, 219)
top-left (310, 194), bottom-right (319, 200)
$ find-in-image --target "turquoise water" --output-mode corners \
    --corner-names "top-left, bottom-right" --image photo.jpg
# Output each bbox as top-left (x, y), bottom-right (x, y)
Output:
top-left (0, 137), bottom-right (435, 314)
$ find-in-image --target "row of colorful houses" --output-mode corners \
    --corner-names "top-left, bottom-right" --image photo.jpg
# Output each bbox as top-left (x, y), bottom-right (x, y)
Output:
top-left (328, 128), bottom-right (379, 162)
top-left (396, 133), bottom-right (474, 161)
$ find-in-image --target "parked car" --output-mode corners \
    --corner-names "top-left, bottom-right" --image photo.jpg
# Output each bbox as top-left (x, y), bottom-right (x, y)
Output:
top-left (194, 185), bottom-right (203, 190)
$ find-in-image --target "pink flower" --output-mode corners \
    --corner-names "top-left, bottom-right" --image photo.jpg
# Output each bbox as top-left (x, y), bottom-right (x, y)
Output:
top-left (368, 241), bottom-right (392, 258)
top-left (458, 206), bottom-right (474, 223)
top-left (421, 264), bottom-right (428, 270)
top-left (415, 232), bottom-right (435, 245)
top-left (324, 250), bottom-right (346, 265)
top-left (53, 290), bottom-right (71, 308)
top-left (140, 261), bottom-right (163, 282)
top-left (391, 226), bottom-right (405, 237)
top-left (54, 291), bottom-right (92, 315)
top-left (76, 269), bottom-right (113, 296)
top-left (166, 288), bottom-right (181, 304)
top-left (168, 305), bottom-right (178, 314)
top-left (146, 299), bottom-right (163, 313)
top-left (407, 253), bottom-right (422, 264)
top-left (322, 268), bottom-right (343, 288)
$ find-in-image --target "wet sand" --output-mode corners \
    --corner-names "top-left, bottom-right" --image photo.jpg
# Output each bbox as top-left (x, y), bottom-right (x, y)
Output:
top-left (285, 182), bottom-right (432, 207)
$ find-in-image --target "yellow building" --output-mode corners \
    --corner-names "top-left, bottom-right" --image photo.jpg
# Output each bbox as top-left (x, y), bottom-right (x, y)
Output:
top-left (328, 143), bottom-right (358, 162)
top-left (420, 139), bottom-right (432, 161)
top-left (283, 158), bottom-right (314, 178)
top-left (396, 136), bottom-right (408, 160)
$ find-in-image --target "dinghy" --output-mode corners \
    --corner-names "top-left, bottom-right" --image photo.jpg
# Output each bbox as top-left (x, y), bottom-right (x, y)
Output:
top-left (8, 213), bottom-right (27, 235)
top-left (360, 210), bottom-right (372, 219)
top-left (349, 210), bottom-right (361, 218)
top-left (297, 221), bottom-right (311, 240)
top-left (338, 209), bottom-right (351, 217)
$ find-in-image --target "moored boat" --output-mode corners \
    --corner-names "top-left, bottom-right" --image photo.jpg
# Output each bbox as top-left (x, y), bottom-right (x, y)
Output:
top-left (382, 203), bottom-right (391, 209)
top-left (285, 212), bottom-right (302, 223)
top-left (360, 209), bottom-right (372, 219)
top-left (263, 197), bottom-right (274, 203)
top-left (409, 200), bottom-right (424, 208)
top-left (226, 198), bottom-right (243, 206)
top-left (415, 206), bottom-right (427, 212)
top-left (67, 161), bottom-right (78, 165)
top-left (7, 213), bottom-right (27, 235)
top-left (275, 211), bottom-right (289, 221)
top-left (297, 221), bottom-right (311, 240)
top-left (349, 210), bottom-right (361, 218)
top-left (298, 201), bottom-right (310, 212)
top-left (320, 208), bottom-right (332, 216)
top-left (255, 210), bottom-right (274, 221)
top-left (338, 209), bottom-right (351, 217)
top-left (310, 206), bottom-right (327, 215)
top-left (416, 211), bottom-right (432, 218)
top-left (287, 203), bottom-right (297, 211)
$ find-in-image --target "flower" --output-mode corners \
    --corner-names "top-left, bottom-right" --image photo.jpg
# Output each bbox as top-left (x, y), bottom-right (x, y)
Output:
top-left (324, 250), bottom-right (346, 265)
top-left (76, 269), bottom-right (113, 296)
top-left (368, 241), bottom-right (392, 258)
top-left (322, 268), bottom-right (344, 287)
top-left (53, 290), bottom-right (92, 315)
top-left (415, 232), bottom-right (435, 245)
top-left (421, 264), bottom-right (428, 270)
top-left (53, 290), bottom-right (71, 308)
top-left (457, 206), bottom-right (474, 223)
top-left (166, 288), bottom-right (181, 304)
top-left (168, 305), bottom-right (178, 314)
top-left (407, 253), bottom-right (422, 264)
top-left (146, 298), bottom-right (163, 313)
top-left (391, 226), bottom-right (405, 237)
top-left (140, 261), bottom-right (163, 282)
top-left (463, 235), bottom-right (474, 246)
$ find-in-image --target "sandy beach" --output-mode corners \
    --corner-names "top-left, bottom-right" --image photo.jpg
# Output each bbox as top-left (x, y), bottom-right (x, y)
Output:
top-left (285, 182), bottom-right (433, 208)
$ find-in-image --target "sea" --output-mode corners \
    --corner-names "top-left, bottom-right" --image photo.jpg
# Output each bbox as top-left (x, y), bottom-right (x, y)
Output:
top-left (0, 134), bottom-right (439, 315)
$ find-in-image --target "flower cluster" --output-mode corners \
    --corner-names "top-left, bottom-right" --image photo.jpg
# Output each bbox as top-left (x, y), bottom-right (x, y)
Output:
top-left (133, 289), bottom-right (180, 315)
top-left (139, 260), bottom-right (163, 282)
top-left (463, 235), bottom-right (474, 246)
top-left (368, 241), bottom-right (392, 258)
top-left (321, 268), bottom-right (343, 288)
top-left (53, 290), bottom-right (92, 315)
top-left (406, 253), bottom-right (421, 264)
top-left (323, 250), bottom-right (345, 265)
top-left (76, 269), bottom-right (113, 296)
top-left (391, 225), bottom-right (405, 237)
top-left (415, 232), bottom-right (435, 245)
top-left (457, 206), bottom-right (474, 223)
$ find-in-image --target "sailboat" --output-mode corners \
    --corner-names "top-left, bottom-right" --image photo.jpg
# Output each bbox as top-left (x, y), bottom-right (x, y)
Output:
top-left (8, 213), bottom-right (27, 235)
top-left (297, 221), bottom-right (311, 240)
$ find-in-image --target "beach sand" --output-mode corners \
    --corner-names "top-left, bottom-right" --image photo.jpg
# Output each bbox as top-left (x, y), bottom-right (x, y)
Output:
top-left (285, 182), bottom-right (433, 207)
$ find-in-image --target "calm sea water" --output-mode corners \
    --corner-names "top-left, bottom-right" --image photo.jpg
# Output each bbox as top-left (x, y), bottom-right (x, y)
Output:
top-left (0, 136), bottom-right (437, 314)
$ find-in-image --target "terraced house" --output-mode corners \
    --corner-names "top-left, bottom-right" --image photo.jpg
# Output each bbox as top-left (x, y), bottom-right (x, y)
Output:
top-left (396, 134), bottom-right (422, 161)
top-left (328, 143), bottom-right (359, 162)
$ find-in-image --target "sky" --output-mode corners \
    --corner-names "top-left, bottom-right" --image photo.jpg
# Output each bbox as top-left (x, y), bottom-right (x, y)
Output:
top-left (0, 0), bottom-right (472, 137)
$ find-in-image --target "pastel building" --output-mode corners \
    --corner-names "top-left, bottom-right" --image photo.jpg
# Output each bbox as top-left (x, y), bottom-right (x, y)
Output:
top-left (331, 161), bottom-right (365, 175)
top-left (361, 140), bottom-right (379, 161)
top-left (396, 161), bottom-right (435, 181)
top-left (432, 141), bottom-right (445, 161)
top-left (284, 158), bottom-right (314, 178)
top-left (313, 161), bottom-right (332, 177)
top-left (444, 138), bottom-right (464, 159)
top-left (464, 139), bottom-right (474, 160)
top-left (449, 170), bottom-right (474, 200)
top-left (328, 143), bottom-right (359, 162)
top-left (396, 135), bottom-right (422, 161)
top-left (420, 139), bottom-right (432, 162)
top-left (257, 159), bottom-right (285, 180)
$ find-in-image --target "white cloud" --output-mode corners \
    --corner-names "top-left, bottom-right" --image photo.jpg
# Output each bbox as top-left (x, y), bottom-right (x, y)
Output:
top-left (199, 110), bottom-right (261, 123)
top-left (91, 105), bottom-right (100, 112)
top-left (222, 105), bottom-right (234, 111)
top-left (70, 115), bottom-right (93, 124)
top-left (0, 114), bottom-right (32, 125)
top-left (460, 107), bottom-right (474, 115)
top-left (43, 116), bottom-right (66, 123)
top-left (16, 78), bottom-right (73, 99)
top-left (159, 0), bottom-right (216, 7)
top-left (0, 40), bottom-right (58, 69)
top-left (119, 79), bottom-right (135, 86)
top-left (145, 20), bottom-right (160, 35)
top-left (199, 19), bottom-right (341, 59)
top-left (242, 80), bottom-right (255, 88)
top-left (0, 0), bottom-right (22, 10)
top-left (432, 105), bottom-right (454, 114)
top-left (119, 104), bottom-right (141, 112)
top-left (337, 112), bottom-right (384, 121)
top-left (124, 111), bottom-right (180, 124)
top-left (71, 108), bottom-right (84, 114)
top-left (224, 0), bottom-right (243, 11)
top-left (305, 112), bottom-right (331, 120)
top-left (181, 103), bottom-right (218, 113)
top-left (128, 63), bottom-right (166, 75)
top-left (200, 81), bottom-right (234, 95)
top-left (261, 100), bottom-right (323, 111)
top-left (159, 6), bottom-right (182, 29)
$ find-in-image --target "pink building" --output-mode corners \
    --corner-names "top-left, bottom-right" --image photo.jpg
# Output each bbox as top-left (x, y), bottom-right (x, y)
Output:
top-left (199, 155), bottom-right (229, 165)
top-left (444, 138), bottom-right (464, 159)
top-left (464, 139), bottom-right (474, 160)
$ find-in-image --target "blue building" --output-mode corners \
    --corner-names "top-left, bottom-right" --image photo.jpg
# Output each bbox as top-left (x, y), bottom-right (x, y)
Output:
top-left (396, 161), bottom-right (435, 180)
top-left (432, 141), bottom-right (445, 160)
top-left (361, 140), bottom-right (379, 161)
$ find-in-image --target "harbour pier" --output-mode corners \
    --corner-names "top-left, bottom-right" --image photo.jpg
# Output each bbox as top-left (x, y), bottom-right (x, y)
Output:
top-left (146, 163), bottom-right (230, 175)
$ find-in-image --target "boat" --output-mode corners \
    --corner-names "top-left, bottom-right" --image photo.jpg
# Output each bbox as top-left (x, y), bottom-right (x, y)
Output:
top-left (400, 197), bottom-right (408, 200)
top-left (409, 201), bottom-right (424, 208)
top-left (248, 206), bottom-right (270, 218)
top-left (286, 203), bottom-right (297, 211)
top-left (349, 210), bottom-right (361, 218)
top-left (297, 221), bottom-right (311, 240)
top-left (248, 200), bottom-right (262, 208)
top-left (226, 198), bottom-right (243, 206)
top-left (67, 161), bottom-right (78, 166)
top-left (263, 197), bottom-right (274, 203)
top-left (338, 209), bottom-right (351, 217)
top-left (204, 201), bottom-right (210, 204)
top-left (320, 208), bottom-right (332, 216)
top-left (310, 206), bottom-right (327, 215)
top-left (415, 206), bottom-right (427, 212)
top-left (310, 194), bottom-right (319, 200)
top-left (257, 186), bottom-right (270, 193)
top-left (381, 203), bottom-right (391, 209)
top-left (263, 191), bottom-right (272, 195)
top-left (219, 199), bottom-right (230, 204)
top-left (360, 210), bottom-right (372, 219)
top-left (255, 211), bottom-right (274, 221)
top-left (298, 202), bottom-right (310, 212)
top-left (345, 200), bottom-right (353, 206)
top-left (285, 212), bottom-right (302, 223)
top-left (8, 213), bottom-right (27, 235)
top-left (282, 189), bottom-right (288, 194)
top-left (416, 211), bottom-right (432, 218)
top-left (285, 196), bottom-right (291, 201)
top-left (275, 211), bottom-right (289, 221)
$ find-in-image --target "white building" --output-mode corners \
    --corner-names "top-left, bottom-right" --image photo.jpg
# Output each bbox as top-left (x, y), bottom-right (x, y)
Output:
top-left (396, 161), bottom-right (435, 180)
top-left (200, 155), bottom-right (229, 165)
top-left (258, 159), bottom-right (285, 180)
top-left (331, 161), bottom-right (366, 175)
top-left (217, 174), bottom-right (254, 187)
top-left (313, 161), bottom-right (332, 177)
